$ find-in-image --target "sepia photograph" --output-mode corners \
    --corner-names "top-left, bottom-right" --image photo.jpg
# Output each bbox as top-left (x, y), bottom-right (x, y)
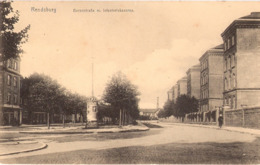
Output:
top-left (0, 0), bottom-right (260, 164)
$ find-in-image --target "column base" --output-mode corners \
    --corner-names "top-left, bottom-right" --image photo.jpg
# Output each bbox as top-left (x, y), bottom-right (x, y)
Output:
top-left (85, 121), bottom-right (98, 129)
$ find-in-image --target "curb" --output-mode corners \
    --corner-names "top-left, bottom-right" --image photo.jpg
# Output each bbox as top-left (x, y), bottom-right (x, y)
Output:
top-left (19, 126), bottom-right (150, 134)
top-left (19, 131), bottom-right (94, 134)
top-left (0, 142), bottom-right (48, 156)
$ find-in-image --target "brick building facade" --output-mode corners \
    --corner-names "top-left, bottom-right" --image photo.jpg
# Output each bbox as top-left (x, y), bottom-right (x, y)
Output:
top-left (199, 45), bottom-right (224, 112)
top-left (167, 87), bottom-right (174, 101)
top-left (186, 64), bottom-right (201, 99)
top-left (0, 58), bottom-right (22, 125)
top-left (221, 12), bottom-right (260, 109)
top-left (177, 76), bottom-right (187, 97)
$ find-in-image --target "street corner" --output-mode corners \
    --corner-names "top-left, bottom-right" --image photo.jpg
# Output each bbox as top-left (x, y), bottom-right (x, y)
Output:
top-left (0, 140), bottom-right (47, 157)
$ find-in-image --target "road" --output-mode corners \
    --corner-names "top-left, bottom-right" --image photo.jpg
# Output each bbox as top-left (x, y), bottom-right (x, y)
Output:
top-left (0, 122), bottom-right (259, 164)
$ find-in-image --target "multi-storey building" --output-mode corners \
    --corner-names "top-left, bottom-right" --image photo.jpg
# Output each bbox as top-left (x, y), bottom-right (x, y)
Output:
top-left (177, 76), bottom-right (187, 97)
top-left (221, 12), bottom-right (260, 109)
top-left (186, 64), bottom-right (201, 99)
top-left (167, 87), bottom-right (174, 101)
top-left (0, 58), bottom-right (22, 125)
top-left (199, 45), bottom-right (224, 112)
top-left (173, 84), bottom-right (178, 102)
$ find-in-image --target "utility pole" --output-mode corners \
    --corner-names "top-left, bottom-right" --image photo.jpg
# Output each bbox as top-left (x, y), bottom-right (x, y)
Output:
top-left (157, 97), bottom-right (159, 110)
top-left (91, 57), bottom-right (94, 97)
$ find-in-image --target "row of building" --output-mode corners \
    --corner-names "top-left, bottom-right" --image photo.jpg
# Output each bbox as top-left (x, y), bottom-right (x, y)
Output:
top-left (167, 12), bottom-right (260, 113)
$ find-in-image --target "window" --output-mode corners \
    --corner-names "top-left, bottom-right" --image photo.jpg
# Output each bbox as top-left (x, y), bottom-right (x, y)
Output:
top-left (224, 42), bottom-right (227, 51)
top-left (228, 76), bottom-right (231, 90)
top-left (231, 36), bottom-right (235, 46)
top-left (233, 74), bottom-right (236, 88)
top-left (224, 58), bottom-right (227, 71)
top-left (14, 61), bottom-right (18, 70)
top-left (231, 97), bottom-right (233, 109)
top-left (229, 97), bottom-right (231, 107)
top-left (227, 39), bottom-right (230, 49)
top-left (232, 54), bottom-right (235, 67)
top-left (7, 93), bottom-right (11, 103)
top-left (7, 60), bottom-right (12, 68)
top-left (233, 95), bottom-right (236, 109)
top-left (225, 78), bottom-right (227, 90)
top-left (7, 75), bottom-right (11, 86)
top-left (13, 77), bottom-right (17, 87)
top-left (229, 56), bottom-right (231, 69)
top-left (14, 95), bottom-right (18, 104)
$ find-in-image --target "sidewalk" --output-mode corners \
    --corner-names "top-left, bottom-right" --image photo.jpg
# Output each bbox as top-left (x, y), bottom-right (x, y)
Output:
top-left (162, 122), bottom-right (260, 137)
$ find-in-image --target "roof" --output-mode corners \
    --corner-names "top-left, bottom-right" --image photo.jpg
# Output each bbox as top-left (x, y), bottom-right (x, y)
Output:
top-left (199, 44), bottom-right (224, 61)
top-left (240, 12), bottom-right (260, 19)
top-left (139, 109), bottom-right (158, 113)
top-left (221, 12), bottom-right (260, 37)
top-left (186, 63), bottom-right (201, 74)
top-left (212, 44), bottom-right (224, 50)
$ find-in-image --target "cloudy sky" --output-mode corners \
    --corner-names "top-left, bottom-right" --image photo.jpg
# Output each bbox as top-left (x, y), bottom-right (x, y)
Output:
top-left (13, 1), bottom-right (260, 109)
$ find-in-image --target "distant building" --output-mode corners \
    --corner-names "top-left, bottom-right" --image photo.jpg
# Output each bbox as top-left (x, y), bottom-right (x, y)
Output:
top-left (0, 58), bottom-right (22, 126)
top-left (177, 76), bottom-right (187, 97)
top-left (199, 45), bottom-right (224, 112)
top-left (173, 84), bottom-right (178, 102)
top-left (139, 109), bottom-right (159, 119)
top-left (167, 87), bottom-right (174, 101)
top-left (221, 12), bottom-right (260, 109)
top-left (186, 64), bottom-right (201, 99)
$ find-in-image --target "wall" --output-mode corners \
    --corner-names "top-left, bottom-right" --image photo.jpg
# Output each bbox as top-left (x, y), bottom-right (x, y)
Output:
top-left (225, 106), bottom-right (260, 129)
top-left (0, 70), bottom-right (3, 125)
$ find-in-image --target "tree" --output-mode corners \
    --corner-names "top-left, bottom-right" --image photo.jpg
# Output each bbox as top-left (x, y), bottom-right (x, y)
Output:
top-left (0, 1), bottom-right (30, 60)
top-left (97, 101), bottom-right (113, 123)
top-left (158, 100), bottom-right (175, 118)
top-left (175, 95), bottom-right (199, 120)
top-left (21, 73), bottom-right (63, 129)
top-left (102, 72), bottom-right (140, 126)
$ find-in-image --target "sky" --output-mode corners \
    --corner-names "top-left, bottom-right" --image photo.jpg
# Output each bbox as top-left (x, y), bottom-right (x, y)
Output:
top-left (12, 1), bottom-right (260, 109)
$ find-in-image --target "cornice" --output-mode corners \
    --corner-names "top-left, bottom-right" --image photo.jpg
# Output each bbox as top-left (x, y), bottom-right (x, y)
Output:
top-left (221, 19), bottom-right (260, 39)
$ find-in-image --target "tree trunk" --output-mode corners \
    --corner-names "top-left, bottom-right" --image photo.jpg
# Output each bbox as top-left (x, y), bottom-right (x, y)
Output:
top-left (122, 109), bottom-right (124, 126)
top-left (62, 113), bottom-right (65, 128)
top-left (47, 112), bottom-right (50, 129)
top-left (119, 109), bottom-right (122, 127)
